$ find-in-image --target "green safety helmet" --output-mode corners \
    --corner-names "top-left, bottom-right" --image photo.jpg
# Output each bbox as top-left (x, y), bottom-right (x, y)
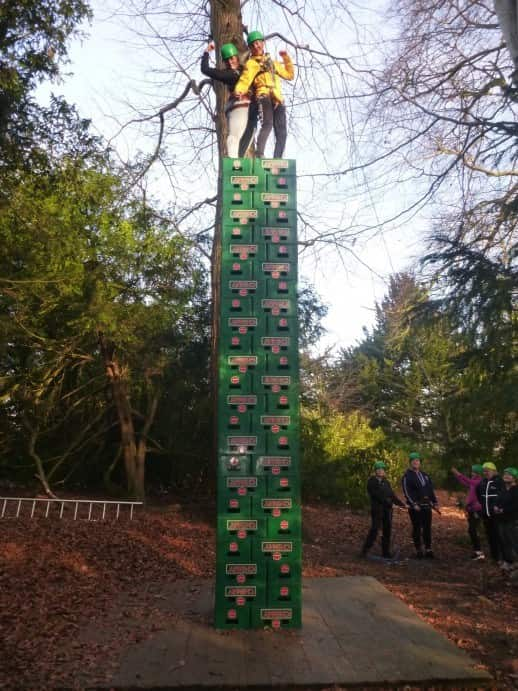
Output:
top-left (503, 467), bottom-right (518, 479)
top-left (471, 464), bottom-right (484, 475)
top-left (247, 30), bottom-right (264, 45)
top-left (409, 452), bottom-right (420, 461)
top-left (373, 461), bottom-right (386, 470)
top-left (482, 461), bottom-right (497, 472)
top-left (221, 43), bottom-right (238, 60)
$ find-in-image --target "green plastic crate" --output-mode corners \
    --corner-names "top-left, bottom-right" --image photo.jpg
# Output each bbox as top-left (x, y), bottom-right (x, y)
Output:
top-left (259, 225), bottom-right (296, 245)
top-left (250, 604), bottom-right (302, 629)
top-left (216, 560), bottom-right (267, 587)
top-left (222, 157), bottom-right (254, 175)
top-left (266, 174), bottom-right (297, 194)
top-left (222, 222), bottom-right (257, 243)
top-left (266, 473), bottom-right (301, 497)
top-left (254, 158), bottom-right (297, 176)
top-left (266, 580), bottom-right (301, 606)
top-left (214, 598), bottom-right (251, 629)
top-left (266, 207), bottom-right (297, 226)
top-left (252, 191), bottom-right (297, 211)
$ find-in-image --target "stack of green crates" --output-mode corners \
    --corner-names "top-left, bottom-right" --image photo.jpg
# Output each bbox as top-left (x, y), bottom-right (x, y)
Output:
top-left (216, 157), bottom-right (301, 630)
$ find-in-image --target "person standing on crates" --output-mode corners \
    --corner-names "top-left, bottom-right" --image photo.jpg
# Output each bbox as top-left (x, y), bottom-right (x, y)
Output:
top-left (233, 30), bottom-right (294, 158)
top-left (200, 41), bottom-right (256, 158)
top-left (360, 461), bottom-right (405, 560)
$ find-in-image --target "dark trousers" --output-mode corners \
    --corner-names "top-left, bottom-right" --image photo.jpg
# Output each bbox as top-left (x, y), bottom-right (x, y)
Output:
top-left (362, 506), bottom-right (393, 557)
top-left (256, 97), bottom-right (287, 158)
top-left (498, 520), bottom-right (518, 563)
top-left (408, 506), bottom-right (432, 551)
top-left (482, 516), bottom-right (502, 561)
top-left (467, 511), bottom-right (481, 552)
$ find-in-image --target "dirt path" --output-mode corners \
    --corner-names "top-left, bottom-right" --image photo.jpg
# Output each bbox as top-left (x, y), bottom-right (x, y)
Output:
top-left (0, 491), bottom-right (516, 688)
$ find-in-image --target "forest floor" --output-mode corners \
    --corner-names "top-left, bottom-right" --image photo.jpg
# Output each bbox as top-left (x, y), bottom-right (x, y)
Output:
top-left (0, 489), bottom-right (517, 689)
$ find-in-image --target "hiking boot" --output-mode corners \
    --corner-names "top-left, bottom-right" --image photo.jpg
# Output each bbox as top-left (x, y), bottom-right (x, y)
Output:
top-left (425, 549), bottom-right (435, 559)
top-left (471, 551), bottom-right (485, 561)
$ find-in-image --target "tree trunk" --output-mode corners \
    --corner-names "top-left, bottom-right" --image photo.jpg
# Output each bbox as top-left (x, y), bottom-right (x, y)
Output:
top-left (209, 0), bottom-right (246, 490)
top-left (494, 0), bottom-right (518, 79)
top-left (23, 418), bottom-right (56, 498)
top-left (99, 331), bottom-right (140, 498)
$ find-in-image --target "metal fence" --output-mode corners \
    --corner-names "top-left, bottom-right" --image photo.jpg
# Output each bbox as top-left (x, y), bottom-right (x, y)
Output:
top-left (0, 497), bottom-right (143, 521)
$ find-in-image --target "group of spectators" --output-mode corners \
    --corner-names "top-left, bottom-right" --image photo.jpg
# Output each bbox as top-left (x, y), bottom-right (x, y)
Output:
top-left (361, 453), bottom-right (518, 572)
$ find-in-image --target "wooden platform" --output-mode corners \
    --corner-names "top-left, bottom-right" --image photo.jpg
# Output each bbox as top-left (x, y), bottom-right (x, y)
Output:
top-left (109, 577), bottom-right (491, 689)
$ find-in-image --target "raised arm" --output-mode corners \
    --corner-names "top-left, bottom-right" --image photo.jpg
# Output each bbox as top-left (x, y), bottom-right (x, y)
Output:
top-left (451, 467), bottom-right (471, 488)
top-left (276, 51), bottom-right (294, 80)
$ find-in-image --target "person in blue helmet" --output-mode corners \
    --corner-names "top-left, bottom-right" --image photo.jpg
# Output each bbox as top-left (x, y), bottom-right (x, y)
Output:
top-left (200, 41), bottom-right (256, 157)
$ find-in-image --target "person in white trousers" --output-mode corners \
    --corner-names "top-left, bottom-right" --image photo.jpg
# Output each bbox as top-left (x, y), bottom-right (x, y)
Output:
top-left (200, 42), bottom-right (256, 157)
top-left (494, 0), bottom-right (518, 83)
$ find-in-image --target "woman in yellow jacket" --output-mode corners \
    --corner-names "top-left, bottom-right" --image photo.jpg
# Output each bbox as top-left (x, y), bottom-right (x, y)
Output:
top-left (234, 31), bottom-right (294, 158)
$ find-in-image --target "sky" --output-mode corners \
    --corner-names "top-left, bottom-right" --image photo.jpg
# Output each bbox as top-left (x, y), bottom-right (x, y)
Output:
top-left (38, 0), bottom-right (425, 353)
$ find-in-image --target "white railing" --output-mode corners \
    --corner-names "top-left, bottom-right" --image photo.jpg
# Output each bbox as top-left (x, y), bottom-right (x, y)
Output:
top-left (0, 497), bottom-right (143, 521)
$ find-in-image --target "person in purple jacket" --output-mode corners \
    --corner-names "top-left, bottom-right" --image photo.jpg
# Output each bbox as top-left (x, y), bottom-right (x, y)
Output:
top-left (451, 464), bottom-right (484, 560)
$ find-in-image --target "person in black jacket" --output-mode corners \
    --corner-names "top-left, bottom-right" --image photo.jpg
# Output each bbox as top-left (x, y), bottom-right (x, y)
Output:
top-left (476, 461), bottom-right (506, 562)
top-left (361, 461), bottom-right (405, 559)
top-left (402, 452), bottom-right (440, 558)
top-left (200, 41), bottom-right (256, 157)
top-left (494, 467), bottom-right (518, 570)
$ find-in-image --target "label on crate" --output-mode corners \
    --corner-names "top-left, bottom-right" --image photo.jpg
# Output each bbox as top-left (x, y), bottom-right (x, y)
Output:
top-left (228, 317), bottom-right (257, 328)
top-left (227, 395), bottom-right (257, 406)
top-left (225, 586), bottom-right (257, 597)
top-left (262, 299), bottom-right (290, 310)
top-left (226, 477), bottom-right (258, 488)
top-left (258, 456), bottom-right (292, 468)
top-left (262, 263), bottom-right (290, 274)
top-left (230, 210), bottom-right (258, 221)
top-left (261, 337), bottom-right (290, 347)
top-left (230, 175), bottom-right (259, 187)
top-left (261, 608), bottom-right (293, 620)
top-left (261, 416), bottom-right (290, 426)
top-left (230, 244), bottom-right (257, 255)
top-left (228, 436), bottom-right (257, 448)
top-left (262, 541), bottom-right (293, 553)
top-left (261, 498), bottom-right (293, 509)
top-left (261, 193), bottom-right (289, 204)
top-left (229, 281), bottom-right (257, 291)
top-left (227, 520), bottom-right (257, 531)
top-left (262, 227), bottom-right (291, 240)
top-left (261, 160), bottom-right (290, 171)
top-left (262, 376), bottom-right (291, 386)
top-left (225, 563), bottom-right (258, 575)
top-left (228, 356), bottom-right (257, 366)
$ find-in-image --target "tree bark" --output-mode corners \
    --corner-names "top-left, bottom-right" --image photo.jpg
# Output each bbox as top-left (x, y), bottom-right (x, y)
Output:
top-left (23, 418), bottom-right (56, 498)
top-left (209, 0), bottom-right (246, 490)
top-left (98, 331), bottom-right (141, 498)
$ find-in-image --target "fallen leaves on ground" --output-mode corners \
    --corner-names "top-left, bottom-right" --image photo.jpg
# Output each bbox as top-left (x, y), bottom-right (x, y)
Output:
top-left (0, 490), bottom-right (516, 688)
